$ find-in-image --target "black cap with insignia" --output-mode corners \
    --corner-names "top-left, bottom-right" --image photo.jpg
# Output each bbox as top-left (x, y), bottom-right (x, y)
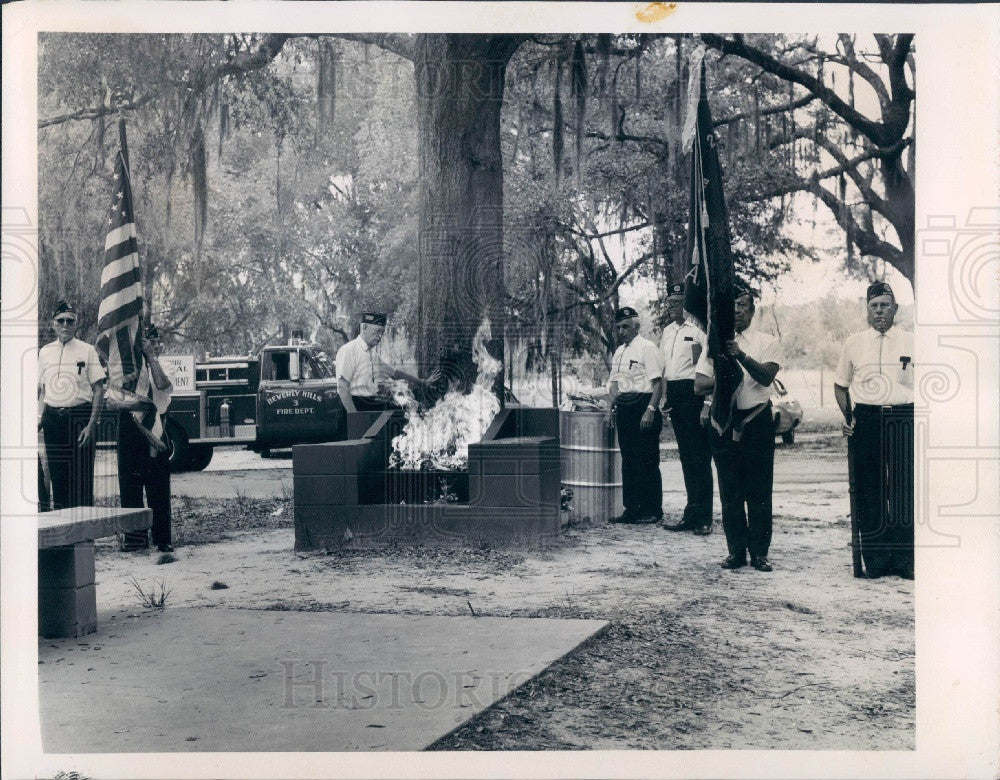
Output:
top-left (52, 300), bottom-right (77, 318)
top-left (866, 281), bottom-right (894, 302)
top-left (733, 280), bottom-right (755, 300)
top-left (665, 283), bottom-right (685, 299)
top-left (614, 306), bottom-right (639, 323)
top-left (361, 312), bottom-right (387, 326)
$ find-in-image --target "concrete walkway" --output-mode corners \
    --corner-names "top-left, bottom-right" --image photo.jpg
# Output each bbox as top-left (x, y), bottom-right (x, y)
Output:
top-left (39, 608), bottom-right (606, 753)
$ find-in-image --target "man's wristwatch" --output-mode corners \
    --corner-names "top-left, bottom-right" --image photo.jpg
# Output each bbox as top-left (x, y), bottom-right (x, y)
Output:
top-left (646, 405), bottom-right (656, 412)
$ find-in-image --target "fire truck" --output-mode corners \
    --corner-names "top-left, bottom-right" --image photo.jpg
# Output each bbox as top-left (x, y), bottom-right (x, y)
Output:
top-left (161, 337), bottom-right (345, 472)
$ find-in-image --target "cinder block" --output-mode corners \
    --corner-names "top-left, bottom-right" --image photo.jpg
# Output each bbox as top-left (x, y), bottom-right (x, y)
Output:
top-left (39, 542), bottom-right (95, 589)
top-left (469, 437), bottom-right (559, 475)
top-left (294, 475), bottom-right (359, 506)
top-left (469, 473), bottom-right (560, 509)
top-left (39, 583), bottom-right (97, 638)
top-left (488, 406), bottom-right (560, 440)
top-left (347, 411), bottom-right (387, 440)
top-left (293, 440), bottom-right (371, 476)
top-left (293, 506), bottom-right (358, 551)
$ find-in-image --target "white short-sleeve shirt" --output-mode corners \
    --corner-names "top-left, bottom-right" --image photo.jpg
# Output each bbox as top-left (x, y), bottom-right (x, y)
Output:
top-left (335, 335), bottom-right (384, 396)
top-left (695, 327), bottom-right (781, 409)
top-left (608, 334), bottom-right (665, 393)
top-left (834, 326), bottom-right (914, 405)
top-left (38, 338), bottom-right (107, 408)
top-left (659, 318), bottom-right (707, 381)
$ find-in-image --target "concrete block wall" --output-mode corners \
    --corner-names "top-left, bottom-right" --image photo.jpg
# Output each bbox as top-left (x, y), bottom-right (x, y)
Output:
top-left (292, 406), bottom-right (562, 551)
top-left (38, 542), bottom-right (97, 638)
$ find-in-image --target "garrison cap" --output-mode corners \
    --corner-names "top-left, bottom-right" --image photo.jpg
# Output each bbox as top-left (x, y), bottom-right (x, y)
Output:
top-left (866, 281), bottom-right (895, 302)
top-left (614, 306), bottom-right (639, 323)
top-left (665, 283), bottom-right (685, 299)
top-left (733, 280), bottom-right (755, 300)
top-left (52, 300), bottom-right (77, 318)
top-left (361, 312), bottom-right (387, 326)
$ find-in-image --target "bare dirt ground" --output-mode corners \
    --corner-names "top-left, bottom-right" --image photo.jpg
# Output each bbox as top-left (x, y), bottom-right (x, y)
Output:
top-left (90, 432), bottom-right (914, 751)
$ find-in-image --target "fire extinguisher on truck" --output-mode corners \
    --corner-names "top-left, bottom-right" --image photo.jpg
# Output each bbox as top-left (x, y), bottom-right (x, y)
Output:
top-left (156, 333), bottom-right (346, 472)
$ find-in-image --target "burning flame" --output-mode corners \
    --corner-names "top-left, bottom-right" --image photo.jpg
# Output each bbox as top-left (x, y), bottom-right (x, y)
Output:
top-left (389, 319), bottom-right (501, 470)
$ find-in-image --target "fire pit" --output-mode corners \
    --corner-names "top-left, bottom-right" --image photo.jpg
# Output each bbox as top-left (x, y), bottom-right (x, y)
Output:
top-left (292, 404), bottom-right (561, 549)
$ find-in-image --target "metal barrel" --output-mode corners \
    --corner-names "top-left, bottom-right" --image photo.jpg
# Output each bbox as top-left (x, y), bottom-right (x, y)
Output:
top-left (559, 410), bottom-right (622, 522)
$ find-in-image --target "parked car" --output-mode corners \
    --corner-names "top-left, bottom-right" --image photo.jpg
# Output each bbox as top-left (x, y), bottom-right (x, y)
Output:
top-left (772, 378), bottom-right (803, 444)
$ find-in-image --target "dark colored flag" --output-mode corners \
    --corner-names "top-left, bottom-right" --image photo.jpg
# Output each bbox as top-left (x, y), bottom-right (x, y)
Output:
top-left (681, 50), bottom-right (741, 435)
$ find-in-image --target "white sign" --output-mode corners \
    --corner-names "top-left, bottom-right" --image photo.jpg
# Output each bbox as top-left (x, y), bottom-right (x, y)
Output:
top-left (159, 355), bottom-right (196, 394)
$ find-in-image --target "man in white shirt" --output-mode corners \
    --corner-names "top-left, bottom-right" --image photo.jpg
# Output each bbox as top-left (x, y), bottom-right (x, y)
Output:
top-left (336, 312), bottom-right (422, 416)
top-left (38, 300), bottom-right (106, 510)
top-left (834, 281), bottom-right (914, 580)
top-left (658, 283), bottom-right (713, 535)
top-left (607, 306), bottom-right (665, 525)
top-left (695, 284), bottom-right (781, 571)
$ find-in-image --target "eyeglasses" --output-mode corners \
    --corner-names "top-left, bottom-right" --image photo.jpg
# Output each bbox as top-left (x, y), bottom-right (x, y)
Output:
top-left (55, 318), bottom-right (77, 325)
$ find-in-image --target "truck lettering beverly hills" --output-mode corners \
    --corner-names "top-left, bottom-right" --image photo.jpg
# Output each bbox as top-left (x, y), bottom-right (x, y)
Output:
top-left (157, 339), bottom-right (345, 471)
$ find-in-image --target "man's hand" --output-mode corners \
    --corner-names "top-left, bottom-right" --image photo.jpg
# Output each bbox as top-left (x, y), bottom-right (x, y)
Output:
top-left (77, 422), bottom-right (94, 447)
top-left (700, 405), bottom-right (711, 427)
top-left (841, 420), bottom-right (854, 437)
top-left (640, 408), bottom-right (655, 430)
top-left (725, 339), bottom-right (744, 360)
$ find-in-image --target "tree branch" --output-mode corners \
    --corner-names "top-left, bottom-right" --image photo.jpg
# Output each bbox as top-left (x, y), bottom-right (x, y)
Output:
top-left (835, 34), bottom-right (891, 110)
top-left (812, 181), bottom-right (903, 268)
top-left (334, 33), bottom-right (416, 61)
top-left (713, 91), bottom-right (818, 128)
top-left (700, 33), bottom-right (898, 147)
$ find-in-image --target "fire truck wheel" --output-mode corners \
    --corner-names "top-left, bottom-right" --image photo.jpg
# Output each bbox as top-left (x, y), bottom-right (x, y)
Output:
top-left (185, 444), bottom-right (214, 471)
top-left (165, 419), bottom-right (191, 473)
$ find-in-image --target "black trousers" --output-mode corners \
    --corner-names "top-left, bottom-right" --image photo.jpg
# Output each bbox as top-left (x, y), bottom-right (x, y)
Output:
top-left (851, 405), bottom-right (914, 577)
top-left (118, 412), bottom-right (172, 548)
top-left (615, 392), bottom-right (663, 518)
top-left (666, 380), bottom-right (713, 527)
top-left (40, 403), bottom-right (96, 510)
top-left (710, 403), bottom-right (775, 560)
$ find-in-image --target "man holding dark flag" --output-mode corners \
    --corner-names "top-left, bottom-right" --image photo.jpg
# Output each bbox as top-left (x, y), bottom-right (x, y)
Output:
top-left (682, 48), bottom-right (781, 571)
top-left (695, 284), bottom-right (781, 571)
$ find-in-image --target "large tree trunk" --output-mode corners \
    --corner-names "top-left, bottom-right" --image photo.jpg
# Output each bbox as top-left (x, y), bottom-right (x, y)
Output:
top-left (414, 34), bottom-right (525, 395)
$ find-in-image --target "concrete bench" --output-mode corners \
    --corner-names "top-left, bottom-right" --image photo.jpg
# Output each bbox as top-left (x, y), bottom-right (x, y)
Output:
top-left (38, 506), bottom-right (152, 638)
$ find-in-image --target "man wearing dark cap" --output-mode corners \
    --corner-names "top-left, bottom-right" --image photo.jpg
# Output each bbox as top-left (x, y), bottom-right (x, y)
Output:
top-left (118, 324), bottom-right (175, 552)
top-left (37, 300), bottom-right (106, 510)
top-left (606, 306), bottom-right (665, 524)
top-left (658, 283), bottom-right (713, 534)
top-left (834, 281), bottom-right (914, 579)
top-left (694, 283), bottom-right (781, 571)
top-left (336, 312), bottom-right (422, 415)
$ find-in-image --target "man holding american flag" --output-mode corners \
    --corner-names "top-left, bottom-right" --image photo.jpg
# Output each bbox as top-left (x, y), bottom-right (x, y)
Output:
top-left (96, 120), bottom-right (174, 552)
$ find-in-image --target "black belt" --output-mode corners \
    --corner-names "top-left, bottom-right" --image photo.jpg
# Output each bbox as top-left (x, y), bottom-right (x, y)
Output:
top-left (855, 403), bottom-right (913, 413)
top-left (44, 402), bottom-right (90, 415)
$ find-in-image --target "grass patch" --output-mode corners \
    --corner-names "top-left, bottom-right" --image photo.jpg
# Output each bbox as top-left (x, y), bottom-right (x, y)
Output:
top-left (128, 575), bottom-right (171, 609)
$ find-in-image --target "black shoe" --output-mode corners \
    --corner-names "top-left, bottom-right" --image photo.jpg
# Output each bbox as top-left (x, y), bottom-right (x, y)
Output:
top-left (633, 515), bottom-right (661, 525)
top-left (610, 512), bottom-right (639, 524)
top-left (157, 544), bottom-right (175, 553)
top-left (692, 523), bottom-right (713, 536)
top-left (120, 544), bottom-right (149, 553)
top-left (751, 556), bottom-right (773, 572)
top-left (721, 555), bottom-right (746, 570)
top-left (661, 519), bottom-right (694, 531)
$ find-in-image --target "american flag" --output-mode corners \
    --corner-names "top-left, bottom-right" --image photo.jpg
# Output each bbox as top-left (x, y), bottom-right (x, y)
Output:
top-left (681, 48), bottom-right (742, 436)
top-left (95, 140), bottom-right (161, 438)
